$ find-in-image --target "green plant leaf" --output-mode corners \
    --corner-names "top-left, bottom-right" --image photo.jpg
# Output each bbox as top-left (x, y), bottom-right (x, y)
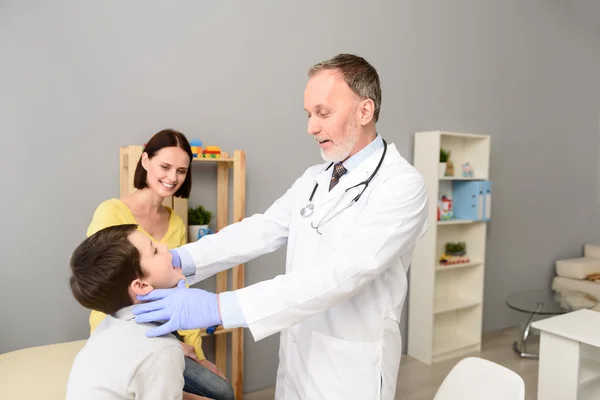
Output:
top-left (444, 241), bottom-right (466, 255)
top-left (188, 205), bottom-right (214, 225)
top-left (440, 148), bottom-right (450, 162)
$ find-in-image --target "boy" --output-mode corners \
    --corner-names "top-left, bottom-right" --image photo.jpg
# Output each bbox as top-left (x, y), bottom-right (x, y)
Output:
top-left (66, 223), bottom-right (212, 400)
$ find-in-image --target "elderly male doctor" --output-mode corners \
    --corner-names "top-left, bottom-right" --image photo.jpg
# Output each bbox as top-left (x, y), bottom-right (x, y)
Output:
top-left (133, 53), bottom-right (428, 400)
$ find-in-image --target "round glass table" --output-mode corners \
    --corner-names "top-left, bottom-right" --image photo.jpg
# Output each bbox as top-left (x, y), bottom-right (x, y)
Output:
top-left (506, 288), bottom-right (598, 359)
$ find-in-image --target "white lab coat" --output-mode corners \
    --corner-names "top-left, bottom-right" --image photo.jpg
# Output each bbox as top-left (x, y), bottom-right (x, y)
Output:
top-left (181, 142), bottom-right (428, 400)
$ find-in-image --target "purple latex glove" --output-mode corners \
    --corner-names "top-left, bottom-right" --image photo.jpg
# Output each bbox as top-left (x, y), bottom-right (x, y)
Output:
top-left (132, 280), bottom-right (221, 337)
top-left (169, 249), bottom-right (181, 268)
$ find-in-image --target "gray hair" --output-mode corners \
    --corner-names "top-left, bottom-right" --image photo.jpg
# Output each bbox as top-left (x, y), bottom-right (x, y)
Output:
top-left (308, 54), bottom-right (382, 122)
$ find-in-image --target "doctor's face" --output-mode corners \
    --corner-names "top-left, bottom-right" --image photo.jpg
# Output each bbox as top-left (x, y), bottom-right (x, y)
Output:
top-left (304, 70), bottom-right (361, 162)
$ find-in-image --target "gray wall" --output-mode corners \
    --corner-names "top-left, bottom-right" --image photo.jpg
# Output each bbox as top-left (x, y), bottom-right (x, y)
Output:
top-left (1, 0), bottom-right (599, 393)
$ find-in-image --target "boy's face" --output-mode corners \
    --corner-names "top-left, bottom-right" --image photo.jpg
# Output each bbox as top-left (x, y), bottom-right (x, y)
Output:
top-left (128, 231), bottom-right (185, 295)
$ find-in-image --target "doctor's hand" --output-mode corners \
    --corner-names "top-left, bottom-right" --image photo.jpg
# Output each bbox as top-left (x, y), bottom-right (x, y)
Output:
top-left (169, 249), bottom-right (181, 268)
top-left (132, 280), bottom-right (222, 337)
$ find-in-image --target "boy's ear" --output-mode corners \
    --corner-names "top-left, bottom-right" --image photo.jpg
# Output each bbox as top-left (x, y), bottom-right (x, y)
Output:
top-left (130, 278), bottom-right (154, 297)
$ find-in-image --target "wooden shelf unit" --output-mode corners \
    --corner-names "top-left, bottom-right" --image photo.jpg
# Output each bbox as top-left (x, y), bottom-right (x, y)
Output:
top-left (119, 145), bottom-right (246, 399)
top-left (408, 131), bottom-right (490, 365)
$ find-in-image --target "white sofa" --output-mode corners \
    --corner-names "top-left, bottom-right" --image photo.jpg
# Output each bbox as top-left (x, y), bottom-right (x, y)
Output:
top-left (552, 244), bottom-right (600, 312)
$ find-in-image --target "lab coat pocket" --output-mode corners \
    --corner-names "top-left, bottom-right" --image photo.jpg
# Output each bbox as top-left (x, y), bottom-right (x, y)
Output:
top-left (305, 331), bottom-right (382, 400)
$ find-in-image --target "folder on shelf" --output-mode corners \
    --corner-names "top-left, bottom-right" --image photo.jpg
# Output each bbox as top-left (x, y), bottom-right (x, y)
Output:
top-left (483, 180), bottom-right (492, 220)
top-left (452, 180), bottom-right (492, 221)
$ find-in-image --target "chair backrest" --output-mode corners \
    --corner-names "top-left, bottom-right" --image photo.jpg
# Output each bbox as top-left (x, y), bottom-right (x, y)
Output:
top-left (433, 357), bottom-right (525, 400)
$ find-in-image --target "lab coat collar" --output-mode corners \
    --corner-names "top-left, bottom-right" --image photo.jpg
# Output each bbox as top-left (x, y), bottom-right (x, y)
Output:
top-left (313, 139), bottom-right (388, 209)
top-left (313, 134), bottom-right (384, 194)
top-left (341, 133), bottom-right (384, 173)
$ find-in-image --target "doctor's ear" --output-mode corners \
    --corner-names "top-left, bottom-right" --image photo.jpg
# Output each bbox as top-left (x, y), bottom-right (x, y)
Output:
top-left (130, 279), bottom-right (153, 297)
top-left (356, 98), bottom-right (375, 126)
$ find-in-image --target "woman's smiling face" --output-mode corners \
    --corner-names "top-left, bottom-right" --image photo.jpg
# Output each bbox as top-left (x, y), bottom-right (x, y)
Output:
top-left (142, 146), bottom-right (190, 197)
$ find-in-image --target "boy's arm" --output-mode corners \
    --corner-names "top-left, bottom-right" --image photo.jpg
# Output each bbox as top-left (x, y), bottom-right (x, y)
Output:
top-left (129, 345), bottom-right (185, 400)
top-left (182, 393), bottom-right (213, 400)
top-left (177, 328), bottom-right (206, 360)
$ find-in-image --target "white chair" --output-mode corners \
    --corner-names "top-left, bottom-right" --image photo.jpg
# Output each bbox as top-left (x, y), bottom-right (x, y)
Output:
top-left (433, 357), bottom-right (525, 400)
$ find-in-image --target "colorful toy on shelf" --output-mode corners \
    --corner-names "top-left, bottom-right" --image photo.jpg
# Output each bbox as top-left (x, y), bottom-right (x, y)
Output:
top-left (438, 194), bottom-right (453, 221)
top-left (439, 253), bottom-right (471, 265)
top-left (202, 146), bottom-right (221, 159)
top-left (189, 140), bottom-right (203, 159)
top-left (462, 162), bottom-right (474, 177)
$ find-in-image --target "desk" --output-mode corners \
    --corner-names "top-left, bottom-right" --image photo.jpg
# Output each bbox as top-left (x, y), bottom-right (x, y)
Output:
top-left (532, 309), bottom-right (600, 400)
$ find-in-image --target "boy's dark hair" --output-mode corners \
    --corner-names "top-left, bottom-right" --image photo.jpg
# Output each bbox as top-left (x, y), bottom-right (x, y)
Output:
top-left (133, 129), bottom-right (193, 198)
top-left (69, 224), bottom-right (146, 315)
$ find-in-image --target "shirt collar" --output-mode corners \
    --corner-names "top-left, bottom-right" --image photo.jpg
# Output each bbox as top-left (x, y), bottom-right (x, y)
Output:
top-left (340, 133), bottom-right (384, 172)
top-left (114, 305), bottom-right (136, 321)
top-left (113, 304), bottom-right (175, 338)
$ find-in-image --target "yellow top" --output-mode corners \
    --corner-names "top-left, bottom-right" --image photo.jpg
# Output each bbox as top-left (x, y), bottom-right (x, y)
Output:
top-left (86, 198), bottom-right (205, 360)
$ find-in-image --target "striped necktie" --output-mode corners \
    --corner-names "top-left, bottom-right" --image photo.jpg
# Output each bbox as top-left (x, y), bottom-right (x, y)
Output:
top-left (329, 163), bottom-right (347, 191)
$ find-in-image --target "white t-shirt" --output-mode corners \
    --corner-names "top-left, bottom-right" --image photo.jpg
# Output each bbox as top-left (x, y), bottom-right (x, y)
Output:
top-left (66, 305), bottom-right (185, 400)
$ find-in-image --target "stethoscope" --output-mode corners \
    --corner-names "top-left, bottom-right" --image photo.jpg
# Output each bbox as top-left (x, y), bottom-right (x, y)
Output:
top-left (300, 139), bottom-right (388, 234)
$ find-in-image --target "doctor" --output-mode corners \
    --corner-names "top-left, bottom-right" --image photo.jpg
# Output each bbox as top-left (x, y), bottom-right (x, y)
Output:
top-left (133, 53), bottom-right (428, 400)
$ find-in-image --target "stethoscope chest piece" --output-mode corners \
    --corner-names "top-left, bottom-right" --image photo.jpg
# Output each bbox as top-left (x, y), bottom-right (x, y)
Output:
top-left (300, 203), bottom-right (314, 217)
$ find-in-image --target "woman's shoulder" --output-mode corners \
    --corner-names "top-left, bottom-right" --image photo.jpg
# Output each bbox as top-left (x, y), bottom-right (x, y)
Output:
top-left (87, 198), bottom-right (134, 237)
top-left (93, 198), bottom-right (129, 215)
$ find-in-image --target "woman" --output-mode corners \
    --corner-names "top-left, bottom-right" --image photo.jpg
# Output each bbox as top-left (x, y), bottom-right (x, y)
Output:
top-left (86, 129), bottom-right (234, 400)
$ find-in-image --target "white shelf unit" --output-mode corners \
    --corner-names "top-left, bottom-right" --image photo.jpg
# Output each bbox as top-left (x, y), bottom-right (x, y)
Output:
top-left (408, 131), bottom-right (491, 365)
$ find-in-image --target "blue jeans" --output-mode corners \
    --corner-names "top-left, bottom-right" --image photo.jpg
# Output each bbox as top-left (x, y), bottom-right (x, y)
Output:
top-left (183, 357), bottom-right (235, 400)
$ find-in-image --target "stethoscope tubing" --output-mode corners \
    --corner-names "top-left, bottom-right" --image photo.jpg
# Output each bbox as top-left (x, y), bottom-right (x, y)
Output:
top-left (301, 139), bottom-right (388, 234)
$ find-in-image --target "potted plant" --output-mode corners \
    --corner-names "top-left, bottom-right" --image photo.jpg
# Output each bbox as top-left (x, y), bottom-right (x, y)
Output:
top-left (444, 241), bottom-right (466, 256)
top-left (188, 205), bottom-right (214, 242)
top-left (440, 148), bottom-right (450, 177)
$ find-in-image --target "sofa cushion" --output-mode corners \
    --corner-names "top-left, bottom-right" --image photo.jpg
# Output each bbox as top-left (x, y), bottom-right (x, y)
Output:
top-left (552, 276), bottom-right (600, 311)
top-left (556, 257), bottom-right (600, 280)
top-left (0, 339), bottom-right (86, 400)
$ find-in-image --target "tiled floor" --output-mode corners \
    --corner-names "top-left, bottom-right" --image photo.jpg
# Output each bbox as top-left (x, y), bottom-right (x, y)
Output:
top-left (245, 327), bottom-right (539, 399)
